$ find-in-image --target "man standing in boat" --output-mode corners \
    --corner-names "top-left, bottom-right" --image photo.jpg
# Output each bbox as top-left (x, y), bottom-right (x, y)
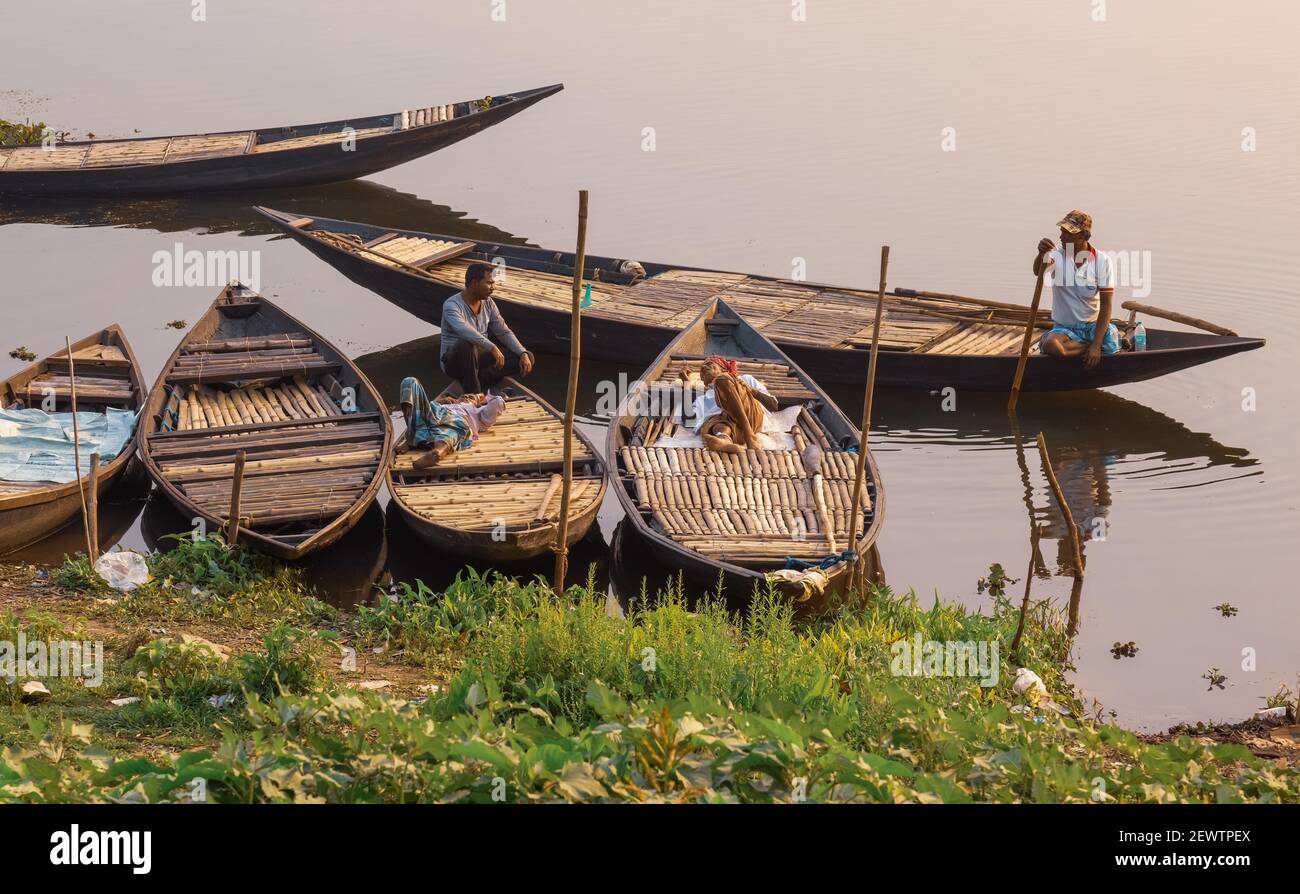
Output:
top-left (1034, 210), bottom-right (1119, 370)
top-left (439, 262), bottom-right (535, 392)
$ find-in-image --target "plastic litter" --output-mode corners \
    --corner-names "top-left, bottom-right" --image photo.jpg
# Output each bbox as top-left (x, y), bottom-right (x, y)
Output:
top-left (93, 550), bottom-right (151, 592)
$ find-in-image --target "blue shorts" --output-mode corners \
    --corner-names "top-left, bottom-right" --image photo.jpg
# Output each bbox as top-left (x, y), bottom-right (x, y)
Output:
top-left (1041, 321), bottom-right (1120, 354)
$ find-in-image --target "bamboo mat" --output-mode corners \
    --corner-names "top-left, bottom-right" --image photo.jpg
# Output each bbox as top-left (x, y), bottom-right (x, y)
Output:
top-left (391, 400), bottom-right (594, 472)
top-left (619, 444), bottom-right (870, 563)
top-left (251, 126), bottom-right (390, 153)
top-left (151, 329), bottom-right (383, 533)
top-left (343, 250), bottom-right (1049, 359)
top-left (393, 476), bottom-right (602, 530)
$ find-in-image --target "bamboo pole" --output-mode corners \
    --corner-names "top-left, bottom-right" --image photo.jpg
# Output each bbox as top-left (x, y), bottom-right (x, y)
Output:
top-left (1119, 300), bottom-right (1237, 337)
top-left (1008, 263), bottom-right (1048, 412)
top-left (65, 337), bottom-right (96, 563)
top-left (226, 450), bottom-right (247, 546)
top-left (1010, 525), bottom-right (1038, 654)
top-left (86, 453), bottom-right (100, 565)
top-left (1035, 433), bottom-right (1084, 578)
top-left (553, 190), bottom-right (588, 591)
top-left (846, 246), bottom-right (889, 596)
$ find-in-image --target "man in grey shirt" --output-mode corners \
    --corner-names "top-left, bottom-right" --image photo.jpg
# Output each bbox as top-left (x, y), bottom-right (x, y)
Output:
top-left (439, 262), bottom-right (534, 393)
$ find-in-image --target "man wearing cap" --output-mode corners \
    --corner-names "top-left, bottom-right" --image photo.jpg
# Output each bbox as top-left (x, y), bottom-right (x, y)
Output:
top-left (1033, 210), bottom-right (1119, 370)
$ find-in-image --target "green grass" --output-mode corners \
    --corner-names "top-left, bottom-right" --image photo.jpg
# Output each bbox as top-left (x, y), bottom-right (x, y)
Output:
top-left (3, 560), bottom-right (1295, 803)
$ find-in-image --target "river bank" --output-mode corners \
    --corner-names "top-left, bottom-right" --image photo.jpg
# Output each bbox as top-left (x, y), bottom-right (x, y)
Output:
top-left (1, 542), bottom-right (1295, 803)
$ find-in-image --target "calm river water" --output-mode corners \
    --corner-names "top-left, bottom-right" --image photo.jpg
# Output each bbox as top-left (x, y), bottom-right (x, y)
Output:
top-left (1, 0), bottom-right (1296, 730)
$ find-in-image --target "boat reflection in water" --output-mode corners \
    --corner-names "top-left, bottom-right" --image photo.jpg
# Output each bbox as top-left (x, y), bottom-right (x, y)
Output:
top-left (0, 178), bottom-right (529, 247)
top-left (857, 386), bottom-right (1260, 636)
top-left (141, 495), bottom-right (390, 610)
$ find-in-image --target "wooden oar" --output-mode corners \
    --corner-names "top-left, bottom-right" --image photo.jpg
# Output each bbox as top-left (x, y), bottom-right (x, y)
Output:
top-left (846, 246), bottom-right (889, 596)
top-left (553, 190), bottom-right (589, 591)
top-left (1008, 261), bottom-right (1049, 412)
top-left (65, 337), bottom-right (96, 564)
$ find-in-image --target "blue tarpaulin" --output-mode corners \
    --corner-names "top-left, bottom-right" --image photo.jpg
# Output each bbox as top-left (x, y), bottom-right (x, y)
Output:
top-left (0, 407), bottom-right (138, 484)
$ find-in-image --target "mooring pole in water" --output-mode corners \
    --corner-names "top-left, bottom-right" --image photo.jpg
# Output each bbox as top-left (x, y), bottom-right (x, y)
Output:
top-left (226, 449), bottom-right (247, 547)
top-left (553, 189), bottom-right (589, 592)
top-left (65, 337), bottom-right (96, 564)
top-left (1008, 262), bottom-right (1048, 412)
top-left (86, 453), bottom-right (100, 566)
top-left (1036, 432), bottom-right (1084, 579)
top-left (1010, 525), bottom-right (1038, 654)
top-left (846, 245), bottom-right (889, 597)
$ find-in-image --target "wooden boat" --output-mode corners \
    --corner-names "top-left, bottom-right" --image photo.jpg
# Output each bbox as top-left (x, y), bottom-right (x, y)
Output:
top-left (0, 327), bottom-right (145, 555)
top-left (387, 378), bottom-right (606, 562)
top-left (138, 286), bottom-right (392, 560)
top-left (607, 299), bottom-right (885, 603)
top-left (0, 85), bottom-right (562, 196)
top-left (256, 207), bottom-right (1265, 392)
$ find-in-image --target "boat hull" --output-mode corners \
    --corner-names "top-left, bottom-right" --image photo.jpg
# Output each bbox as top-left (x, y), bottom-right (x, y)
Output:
top-left (0, 85), bottom-right (562, 196)
top-left (0, 326), bottom-right (146, 556)
top-left (260, 210), bottom-right (1264, 393)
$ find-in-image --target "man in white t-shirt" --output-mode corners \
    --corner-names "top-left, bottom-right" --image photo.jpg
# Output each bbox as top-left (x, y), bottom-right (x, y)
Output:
top-left (1034, 210), bottom-right (1119, 370)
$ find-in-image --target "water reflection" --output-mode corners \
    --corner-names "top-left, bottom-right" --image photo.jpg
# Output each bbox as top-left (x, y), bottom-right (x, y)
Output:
top-left (0, 179), bottom-right (530, 246)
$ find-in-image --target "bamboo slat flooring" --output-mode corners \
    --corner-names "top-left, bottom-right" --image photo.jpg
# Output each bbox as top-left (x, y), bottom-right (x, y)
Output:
top-left (250, 126), bottom-right (390, 153)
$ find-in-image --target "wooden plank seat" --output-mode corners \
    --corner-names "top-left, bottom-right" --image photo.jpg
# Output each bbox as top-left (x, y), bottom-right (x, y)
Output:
top-left (22, 372), bottom-right (134, 403)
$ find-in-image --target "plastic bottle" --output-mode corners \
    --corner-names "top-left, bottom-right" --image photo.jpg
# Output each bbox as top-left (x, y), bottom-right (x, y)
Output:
top-left (1133, 321), bottom-right (1147, 352)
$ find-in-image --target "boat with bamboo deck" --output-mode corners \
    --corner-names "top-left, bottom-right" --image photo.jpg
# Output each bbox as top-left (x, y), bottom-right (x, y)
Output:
top-left (387, 378), bottom-right (606, 562)
top-left (0, 85), bottom-right (562, 195)
top-left (607, 299), bottom-right (885, 603)
top-left (256, 207), bottom-right (1265, 393)
top-left (138, 285), bottom-right (392, 560)
top-left (0, 327), bottom-right (145, 555)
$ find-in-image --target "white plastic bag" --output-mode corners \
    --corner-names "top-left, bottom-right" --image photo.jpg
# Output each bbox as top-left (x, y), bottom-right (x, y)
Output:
top-left (93, 550), bottom-right (151, 592)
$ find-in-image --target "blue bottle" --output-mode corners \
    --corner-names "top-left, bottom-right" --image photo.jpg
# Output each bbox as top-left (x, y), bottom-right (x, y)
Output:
top-left (1133, 321), bottom-right (1147, 352)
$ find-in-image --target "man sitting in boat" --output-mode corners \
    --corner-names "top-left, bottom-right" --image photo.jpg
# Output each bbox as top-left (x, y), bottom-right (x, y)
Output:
top-left (1035, 209), bottom-right (1120, 370)
top-left (440, 262), bottom-right (535, 393)
top-left (399, 376), bottom-right (505, 469)
top-left (688, 356), bottom-right (778, 453)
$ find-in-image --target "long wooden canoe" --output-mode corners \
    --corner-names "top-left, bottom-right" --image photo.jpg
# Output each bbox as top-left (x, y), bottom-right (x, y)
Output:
top-left (256, 207), bottom-right (1265, 392)
top-left (0, 85), bottom-right (562, 196)
top-left (0, 327), bottom-right (145, 555)
top-left (607, 299), bottom-right (885, 603)
top-left (387, 378), bottom-right (606, 562)
top-left (139, 285), bottom-right (392, 559)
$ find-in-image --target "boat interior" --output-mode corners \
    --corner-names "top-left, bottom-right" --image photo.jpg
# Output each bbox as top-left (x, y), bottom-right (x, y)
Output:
top-left (613, 304), bottom-right (876, 569)
top-left (389, 383), bottom-right (603, 535)
top-left (293, 215), bottom-right (1052, 358)
top-left (146, 294), bottom-right (386, 547)
top-left (0, 333), bottom-right (138, 497)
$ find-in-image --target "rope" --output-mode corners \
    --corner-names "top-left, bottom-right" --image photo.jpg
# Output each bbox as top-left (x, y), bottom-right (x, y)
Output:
top-left (783, 549), bottom-right (856, 570)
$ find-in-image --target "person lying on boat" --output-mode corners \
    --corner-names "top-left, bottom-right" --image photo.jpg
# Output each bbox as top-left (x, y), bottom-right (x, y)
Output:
top-left (686, 355), bottom-right (778, 454)
top-left (440, 262), bottom-right (535, 394)
top-left (1034, 209), bottom-right (1119, 370)
top-left (398, 376), bottom-right (505, 470)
